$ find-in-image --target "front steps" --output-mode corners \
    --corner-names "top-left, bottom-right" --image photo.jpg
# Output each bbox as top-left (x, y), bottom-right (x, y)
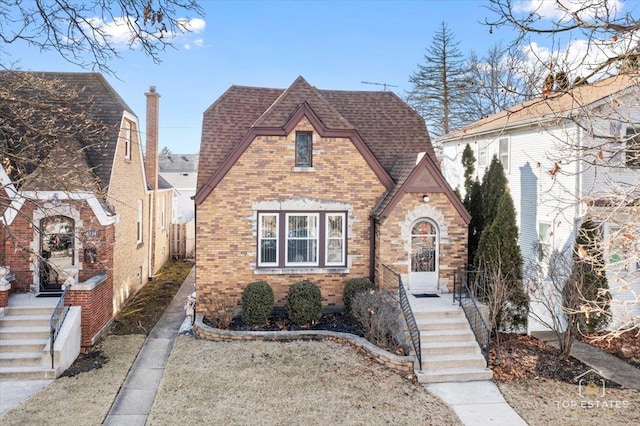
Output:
top-left (0, 306), bottom-right (57, 380)
top-left (412, 299), bottom-right (493, 383)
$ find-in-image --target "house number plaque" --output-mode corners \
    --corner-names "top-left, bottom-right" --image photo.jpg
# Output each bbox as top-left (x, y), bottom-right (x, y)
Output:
top-left (83, 230), bottom-right (101, 238)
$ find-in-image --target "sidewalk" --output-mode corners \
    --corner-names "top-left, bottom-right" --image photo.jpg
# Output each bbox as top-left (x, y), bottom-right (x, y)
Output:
top-left (532, 330), bottom-right (640, 390)
top-left (102, 266), bottom-right (194, 425)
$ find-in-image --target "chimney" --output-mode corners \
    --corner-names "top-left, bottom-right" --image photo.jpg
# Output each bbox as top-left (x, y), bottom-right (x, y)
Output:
top-left (145, 86), bottom-right (160, 191)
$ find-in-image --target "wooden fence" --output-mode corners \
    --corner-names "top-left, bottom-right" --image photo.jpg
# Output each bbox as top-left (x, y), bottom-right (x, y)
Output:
top-left (170, 219), bottom-right (195, 259)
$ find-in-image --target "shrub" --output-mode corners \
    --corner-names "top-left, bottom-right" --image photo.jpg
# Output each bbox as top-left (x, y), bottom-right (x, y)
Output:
top-left (350, 289), bottom-right (407, 353)
top-left (200, 293), bottom-right (236, 329)
top-left (343, 277), bottom-right (375, 314)
top-left (286, 280), bottom-right (322, 325)
top-left (241, 281), bottom-right (274, 325)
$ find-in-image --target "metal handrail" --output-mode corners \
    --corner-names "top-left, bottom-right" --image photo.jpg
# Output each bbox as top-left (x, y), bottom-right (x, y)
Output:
top-left (383, 265), bottom-right (421, 371)
top-left (453, 270), bottom-right (491, 360)
top-left (50, 286), bottom-right (70, 369)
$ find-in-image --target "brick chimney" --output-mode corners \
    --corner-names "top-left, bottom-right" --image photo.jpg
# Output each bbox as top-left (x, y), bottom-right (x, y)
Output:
top-left (145, 86), bottom-right (160, 190)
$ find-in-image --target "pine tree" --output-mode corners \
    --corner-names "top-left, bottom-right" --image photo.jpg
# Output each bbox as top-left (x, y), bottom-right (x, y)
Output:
top-left (407, 22), bottom-right (471, 138)
top-left (475, 191), bottom-right (528, 330)
top-left (461, 144), bottom-right (483, 265)
top-left (571, 220), bottom-right (611, 332)
top-left (461, 144), bottom-right (476, 200)
top-left (480, 155), bottom-right (508, 228)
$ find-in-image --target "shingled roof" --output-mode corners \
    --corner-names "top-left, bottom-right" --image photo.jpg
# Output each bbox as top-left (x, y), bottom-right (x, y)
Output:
top-left (197, 76), bottom-right (435, 192)
top-left (440, 73), bottom-right (640, 142)
top-left (1, 71), bottom-right (134, 193)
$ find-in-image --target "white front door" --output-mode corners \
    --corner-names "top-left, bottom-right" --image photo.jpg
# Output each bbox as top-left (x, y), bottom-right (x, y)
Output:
top-left (409, 219), bottom-right (438, 293)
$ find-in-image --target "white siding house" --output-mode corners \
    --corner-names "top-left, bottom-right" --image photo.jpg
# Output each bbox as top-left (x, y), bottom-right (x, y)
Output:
top-left (440, 73), bottom-right (640, 332)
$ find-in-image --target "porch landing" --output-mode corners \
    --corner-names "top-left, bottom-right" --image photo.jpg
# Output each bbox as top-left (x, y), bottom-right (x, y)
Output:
top-left (406, 292), bottom-right (493, 383)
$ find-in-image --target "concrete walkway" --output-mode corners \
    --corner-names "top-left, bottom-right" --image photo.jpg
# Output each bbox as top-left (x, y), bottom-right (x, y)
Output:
top-left (427, 381), bottom-right (527, 426)
top-left (533, 331), bottom-right (640, 390)
top-left (102, 266), bottom-right (194, 426)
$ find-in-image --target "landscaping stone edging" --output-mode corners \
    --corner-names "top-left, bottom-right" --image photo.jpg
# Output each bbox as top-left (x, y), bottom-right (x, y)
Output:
top-left (194, 315), bottom-right (417, 378)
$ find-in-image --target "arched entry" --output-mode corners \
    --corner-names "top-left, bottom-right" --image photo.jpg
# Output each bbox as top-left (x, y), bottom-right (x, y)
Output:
top-left (40, 216), bottom-right (75, 292)
top-left (409, 219), bottom-right (438, 293)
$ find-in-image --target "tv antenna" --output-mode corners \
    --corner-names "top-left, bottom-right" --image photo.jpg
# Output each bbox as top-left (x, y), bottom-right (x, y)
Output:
top-left (361, 81), bottom-right (398, 91)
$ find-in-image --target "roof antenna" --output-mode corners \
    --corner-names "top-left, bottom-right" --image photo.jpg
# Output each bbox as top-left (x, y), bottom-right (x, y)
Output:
top-left (361, 81), bottom-right (398, 91)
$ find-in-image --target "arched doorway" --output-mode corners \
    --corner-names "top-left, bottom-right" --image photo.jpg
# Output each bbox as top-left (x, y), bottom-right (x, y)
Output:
top-left (40, 216), bottom-right (75, 293)
top-left (409, 219), bottom-right (438, 293)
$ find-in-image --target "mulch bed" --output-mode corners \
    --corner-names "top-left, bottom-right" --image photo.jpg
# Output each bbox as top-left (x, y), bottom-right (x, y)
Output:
top-left (489, 333), bottom-right (622, 387)
top-left (206, 310), bottom-right (365, 337)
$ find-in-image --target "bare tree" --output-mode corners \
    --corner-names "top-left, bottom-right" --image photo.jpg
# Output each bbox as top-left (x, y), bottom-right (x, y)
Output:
top-left (0, 0), bottom-right (204, 74)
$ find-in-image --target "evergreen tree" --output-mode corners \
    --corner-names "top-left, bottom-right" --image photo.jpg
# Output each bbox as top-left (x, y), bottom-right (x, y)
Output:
top-left (461, 144), bottom-right (476, 201)
top-left (407, 22), bottom-right (471, 138)
top-left (467, 179), bottom-right (484, 266)
top-left (481, 155), bottom-right (508, 228)
top-left (571, 220), bottom-right (611, 332)
top-left (475, 191), bottom-right (528, 330)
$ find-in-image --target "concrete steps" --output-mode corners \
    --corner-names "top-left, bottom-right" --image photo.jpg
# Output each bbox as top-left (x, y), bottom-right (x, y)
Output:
top-left (0, 305), bottom-right (53, 380)
top-left (411, 297), bottom-right (493, 383)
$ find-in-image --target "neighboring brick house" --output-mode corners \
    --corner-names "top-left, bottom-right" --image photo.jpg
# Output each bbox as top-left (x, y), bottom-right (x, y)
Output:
top-left (194, 76), bottom-right (469, 314)
top-left (0, 72), bottom-right (171, 347)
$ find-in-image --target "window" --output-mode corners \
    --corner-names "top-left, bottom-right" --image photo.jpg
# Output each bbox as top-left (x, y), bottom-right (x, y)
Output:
top-left (137, 199), bottom-right (143, 244)
top-left (286, 214), bottom-right (319, 265)
top-left (499, 137), bottom-right (509, 172)
top-left (257, 211), bottom-right (347, 268)
top-left (538, 222), bottom-right (551, 262)
top-left (478, 141), bottom-right (488, 167)
top-left (296, 132), bottom-right (312, 167)
top-left (258, 213), bottom-right (279, 266)
top-left (124, 121), bottom-right (132, 161)
top-left (625, 127), bottom-right (640, 167)
top-left (159, 195), bottom-right (166, 230)
top-left (326, 213), bottom-right (346, 265)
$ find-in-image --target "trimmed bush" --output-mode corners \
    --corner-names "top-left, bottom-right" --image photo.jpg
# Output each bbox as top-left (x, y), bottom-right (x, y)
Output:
top-left (343, 277), bottom-right (375, 314)
top-left (286, 280), bottom-right (322, 325)
top-left (241, 281), bottom-right (274, 325)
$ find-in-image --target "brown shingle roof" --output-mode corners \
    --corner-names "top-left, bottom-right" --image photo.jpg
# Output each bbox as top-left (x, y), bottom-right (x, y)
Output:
top-left (197, 77), bottom-right (435, 192)
top-left (1, 71), bottom-right (134, 193)
top-left (440, 73), bottom-right (640, 141)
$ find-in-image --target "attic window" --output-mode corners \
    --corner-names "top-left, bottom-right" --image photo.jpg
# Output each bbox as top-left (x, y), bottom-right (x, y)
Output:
top-left (124, 121), bottom-right (132, 161)
top-left (296, 132), bottom-right (312, 167)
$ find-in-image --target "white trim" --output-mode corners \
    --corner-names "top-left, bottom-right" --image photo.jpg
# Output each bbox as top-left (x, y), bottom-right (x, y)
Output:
top-left (258, 213), bottom-right (279, 267)
top-left (325, 212), bottom-right (346, 266)
top-left (285, 213), bottom-right (319, 267)
top-left (499, 137), bottom-right (510, 173)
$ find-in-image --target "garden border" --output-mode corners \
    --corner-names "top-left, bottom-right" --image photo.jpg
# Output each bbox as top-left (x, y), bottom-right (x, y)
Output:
top-left (194, 315), bottom-right (417, 378)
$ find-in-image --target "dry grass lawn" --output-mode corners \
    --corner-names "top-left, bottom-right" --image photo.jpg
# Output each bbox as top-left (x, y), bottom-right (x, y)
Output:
top-left (147, 337), bottom-right (462, 426)
top-left (0, 335), bottom-right (145, 426)
top-left (498, 379), bottom-right (640, 426)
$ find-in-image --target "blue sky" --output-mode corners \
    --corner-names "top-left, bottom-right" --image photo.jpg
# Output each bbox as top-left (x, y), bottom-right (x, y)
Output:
top-left (1, 0), bottom-right (605, 154)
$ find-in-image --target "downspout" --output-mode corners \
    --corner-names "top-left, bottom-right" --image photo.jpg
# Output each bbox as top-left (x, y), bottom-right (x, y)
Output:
top-left (148, 192), bottom-right (153, 279)
top-left (575, 125), bottom-right (583, 221)
top-left (369, 215), bottom-right (376, 284)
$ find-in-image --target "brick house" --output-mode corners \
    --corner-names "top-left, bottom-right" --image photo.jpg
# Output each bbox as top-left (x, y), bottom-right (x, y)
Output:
top-left (0, 72), bottom-right (171, 347)
top-left (194, 76), bottom-right (469, 315)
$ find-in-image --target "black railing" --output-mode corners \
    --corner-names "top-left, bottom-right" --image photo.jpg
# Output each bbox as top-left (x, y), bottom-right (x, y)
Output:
top-left (50, 286), bottom-right (70, 369)
top-left (383, 265), bottom-right (421, 371)
top-left (453, 269), bottom-right (490, 360)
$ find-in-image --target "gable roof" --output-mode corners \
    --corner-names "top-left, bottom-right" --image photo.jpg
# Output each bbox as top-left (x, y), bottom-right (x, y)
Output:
top-left (159, 154), bottom-right (199, 173)
top-left (196, 76), bottom-right (435, 203)
top-left (440, 73), bottom-right (640, 141)
top-left (1, 71), bottom-right (135, 193)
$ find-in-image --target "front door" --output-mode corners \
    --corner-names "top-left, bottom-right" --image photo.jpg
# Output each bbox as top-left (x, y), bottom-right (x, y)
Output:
top-left (40, 216), bottom-right (74, 293)
top-left (409, 219), bottom-right (438, 293)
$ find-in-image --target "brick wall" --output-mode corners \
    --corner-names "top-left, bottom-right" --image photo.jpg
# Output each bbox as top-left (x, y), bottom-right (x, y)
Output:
top-left (196, 118), bottom-right (387, 313)
top-left (69, 277), bottom-right (113, 347)
top-left (376, 192), bottom-right (468, 292)
top-left (108, 117), bottom-right (150, 314)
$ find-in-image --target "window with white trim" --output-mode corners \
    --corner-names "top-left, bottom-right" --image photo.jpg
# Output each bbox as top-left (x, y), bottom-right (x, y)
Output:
top-left (625, 127), bottom-right (640, 167)
top-left (258, 213), bottom-right (279, 267)
top-left (257, 211), bottom-right (347, 268)
top-left (499, 137), bottom-right (509, 172)
top-left (137, 199), bottom-right (143, 244)
top-left (124, 121), bottom-right (132, 161)
top-left (478, 141), bottom-right (488, 167)
top-left (538, 222), bottom-right (551, 262)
